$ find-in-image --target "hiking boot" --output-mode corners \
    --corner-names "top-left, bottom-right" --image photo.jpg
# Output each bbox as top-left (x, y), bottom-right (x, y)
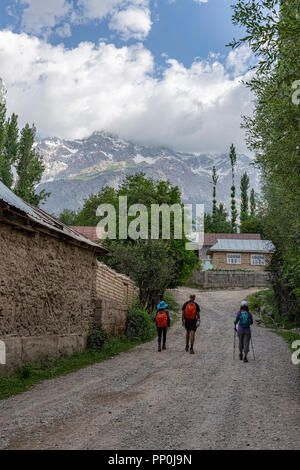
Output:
top-left (239, 353), bottom-right (243, 360)
top-left (243, 355), bottom-right (248, 363)
top-left (162, 343), bottom-right (166, 350)
top-left (158, 344), bottom-right (161, 352)
top-left (190, 347), bottom-right (195, 355)
top-left (185, 343), bottom-right (189, 352)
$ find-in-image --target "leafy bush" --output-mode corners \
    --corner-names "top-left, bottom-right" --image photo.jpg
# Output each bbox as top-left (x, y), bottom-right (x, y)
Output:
top-left (86, 322), bottom-right (108, 351)
top-left (127, 301), bottom-right (156, 341)
top-left (17, 362), bottom-right (34, 380)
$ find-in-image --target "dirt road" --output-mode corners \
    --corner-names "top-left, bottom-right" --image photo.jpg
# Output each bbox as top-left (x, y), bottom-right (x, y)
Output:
top-left (0, 287), bottom-right (299, 450)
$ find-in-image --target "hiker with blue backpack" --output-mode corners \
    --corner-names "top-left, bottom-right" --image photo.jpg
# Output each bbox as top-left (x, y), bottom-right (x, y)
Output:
top-left (234, 300), bottom-right (254, 363)
top-left (156, 301), bottom-right (171, 352)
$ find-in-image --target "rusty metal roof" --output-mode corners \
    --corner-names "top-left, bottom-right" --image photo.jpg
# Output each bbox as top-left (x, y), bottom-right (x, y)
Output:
top-left (70, 226), bottom-right (104, 243)
top-left (204, 233), bottom-right (261, 246)
top-left (0, 181), bottom-right (108, 255)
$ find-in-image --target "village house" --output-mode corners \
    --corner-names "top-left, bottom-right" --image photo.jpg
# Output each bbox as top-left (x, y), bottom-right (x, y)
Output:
top-left (208, 239), bottom-right (274, 271)
top-left (0, 182), bottom-right (137, 372)
top-left (198, 233), bottom-right (262, 270)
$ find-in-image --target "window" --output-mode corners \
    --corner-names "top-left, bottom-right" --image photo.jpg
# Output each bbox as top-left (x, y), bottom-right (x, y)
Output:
top-left (251, 254), bottom-right (266, 266)
top-left (227, 254), bottom-right (241, 264)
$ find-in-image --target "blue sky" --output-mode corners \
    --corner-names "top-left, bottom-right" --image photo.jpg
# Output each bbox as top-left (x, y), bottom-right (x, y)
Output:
top-left (0, 0), bottom-right (253, 154)
top-left (1, 0), bottom-right (242, 68)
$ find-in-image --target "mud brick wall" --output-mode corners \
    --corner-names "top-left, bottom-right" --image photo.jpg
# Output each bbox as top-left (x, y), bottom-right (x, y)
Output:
top-left (95, 262), bottom-right (138, 337)
top-left (0, 223), bottom-right (138, 373)
top-left (0, 222), bottom-right (97, 372)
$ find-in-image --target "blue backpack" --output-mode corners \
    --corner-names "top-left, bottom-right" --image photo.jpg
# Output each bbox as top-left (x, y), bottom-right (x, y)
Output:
top-left (239, 310), bottom-right (250, 328)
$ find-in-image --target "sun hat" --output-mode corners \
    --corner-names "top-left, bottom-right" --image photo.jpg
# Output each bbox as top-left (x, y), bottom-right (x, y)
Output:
top-left (157, 301), bottom-right (168, 310)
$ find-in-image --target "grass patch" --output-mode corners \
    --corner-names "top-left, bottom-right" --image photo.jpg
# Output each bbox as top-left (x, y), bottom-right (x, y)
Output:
top-left (246, 289), bottom-right (298, 330)
top-left (0, 335), bottom-right (153, 401)
top-left (246, 290), bottom-right (300, 374)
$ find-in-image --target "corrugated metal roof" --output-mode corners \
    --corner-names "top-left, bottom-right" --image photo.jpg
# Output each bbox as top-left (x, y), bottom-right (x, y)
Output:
top-left (0, 181), bottom-right (108, 254)
top-left (0, 180), bottom-right (42, 221)
top-left (210, 239), bottom-right (275, 253)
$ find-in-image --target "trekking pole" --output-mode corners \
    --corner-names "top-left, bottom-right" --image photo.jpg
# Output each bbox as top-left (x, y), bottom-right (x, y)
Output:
top-left (233, 330), bottom-right (236, 360)
top-left (250, 336), bottom-right (256, 361)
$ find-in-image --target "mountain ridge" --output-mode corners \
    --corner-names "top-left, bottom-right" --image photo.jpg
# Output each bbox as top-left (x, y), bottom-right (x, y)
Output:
top-left (36, 131), bottom-right (260, 216)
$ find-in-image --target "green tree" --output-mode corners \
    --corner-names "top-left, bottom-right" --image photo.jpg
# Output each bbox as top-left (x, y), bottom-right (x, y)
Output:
top-left (240, 172), bottom-right (250, 227)
top-left (229, 143), bottom-right (238, 232)
top-left (0, 91), bottom-right (6, 182)
top-left (250, 188), bottom-right (256, 218)
top-left (211, 166), bottom-right (219, 226)
top-left (205, 203), bottom-right (232, 233)
top-left (15, 124), bottom-right (49, 206)
top-left (1, 113), bottom-right (18, 188)
top-left (77, 173), bottom-right (199, 310)
top-left (58, 208), bottom-right (78, 225)
top-left (104, 240), bottom-right (176, 311)
top-left (229, 0), bottom-right (300, 322)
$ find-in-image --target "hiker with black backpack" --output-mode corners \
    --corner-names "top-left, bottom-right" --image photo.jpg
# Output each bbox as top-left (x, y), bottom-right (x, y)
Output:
top-left (182, 294), bottom-right (200, 354)
top-left (156, 301), bottom-right (171, 352)
top-left (234, 300), bottom-right (254, 363)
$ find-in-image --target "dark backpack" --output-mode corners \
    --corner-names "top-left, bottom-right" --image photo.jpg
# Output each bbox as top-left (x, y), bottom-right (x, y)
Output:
top-left (239, 310), bottom-right (250, 328)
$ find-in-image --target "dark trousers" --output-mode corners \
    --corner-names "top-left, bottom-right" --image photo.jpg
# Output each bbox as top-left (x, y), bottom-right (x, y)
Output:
top-left (238, 330), bottom-right (251, 354)
top-left (157, 327), bottom-right (167, 345)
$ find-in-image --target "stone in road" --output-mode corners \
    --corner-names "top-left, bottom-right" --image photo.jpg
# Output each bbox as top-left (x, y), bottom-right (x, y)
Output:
top-left (0, 287), bottom-right (299, 450)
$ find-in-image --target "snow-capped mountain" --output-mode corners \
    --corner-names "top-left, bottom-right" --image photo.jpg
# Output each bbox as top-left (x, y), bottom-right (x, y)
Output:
top-left (36, 131), bottom-right (260, 215)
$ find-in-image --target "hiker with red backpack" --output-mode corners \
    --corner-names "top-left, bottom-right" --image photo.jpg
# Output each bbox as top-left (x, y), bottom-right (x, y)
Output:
top-left (156, 301), bottom-right (171, 352)
top-left (182, 294), bottom-right (200, 354)
top-left (234, 300), bottom-right (254, 363)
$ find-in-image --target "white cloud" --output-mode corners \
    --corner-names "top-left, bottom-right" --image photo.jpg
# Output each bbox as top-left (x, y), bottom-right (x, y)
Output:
top-left (0, 31), bottom-right (253, 154)
top-left (76, 0), bottom-right (124, 21)
top-left (17, 0), bottom-right (153, 41)
top-left (109, 7), bottom-right (152, 40)
top-left (20, 0), bottom-right (72, 36)
top-left (226, 45), bottom-right (256, 76)
top-left (56, 23), bottom-right (72, 38)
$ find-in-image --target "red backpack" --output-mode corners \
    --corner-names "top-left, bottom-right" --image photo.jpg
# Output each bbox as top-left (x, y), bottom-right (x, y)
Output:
top-left (185, 302), bottom-right (197, 319)
top-left (156, 310), bottom-right (168, 328)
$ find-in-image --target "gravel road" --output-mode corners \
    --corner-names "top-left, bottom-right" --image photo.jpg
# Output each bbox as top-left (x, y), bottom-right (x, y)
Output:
top-left (0, 287), bottom-right (299, 450)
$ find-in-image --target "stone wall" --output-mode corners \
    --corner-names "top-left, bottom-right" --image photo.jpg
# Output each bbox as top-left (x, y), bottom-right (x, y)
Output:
top-left (211, 251), bottom-right (272, 271)
top-left (190, 270), bottom-right (271, 289)
top-left (0, 222), bottom-right (97, 372)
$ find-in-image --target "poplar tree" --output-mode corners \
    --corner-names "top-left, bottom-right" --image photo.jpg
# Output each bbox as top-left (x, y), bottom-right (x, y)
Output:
top-left (250, 189), bottom-right (256, 219)
top-left (229, 143), bottom-right (237, 232)
top-left (1, 113), bottom-right (18, 188)
top-left (211, 166), bottom-right (219, 227)
top-left (240, 172), bottom-right (250, 226)
top-left (0, 80), bottom-right (6, 182)
top-left (15, 124), bottom-right (48, 206)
